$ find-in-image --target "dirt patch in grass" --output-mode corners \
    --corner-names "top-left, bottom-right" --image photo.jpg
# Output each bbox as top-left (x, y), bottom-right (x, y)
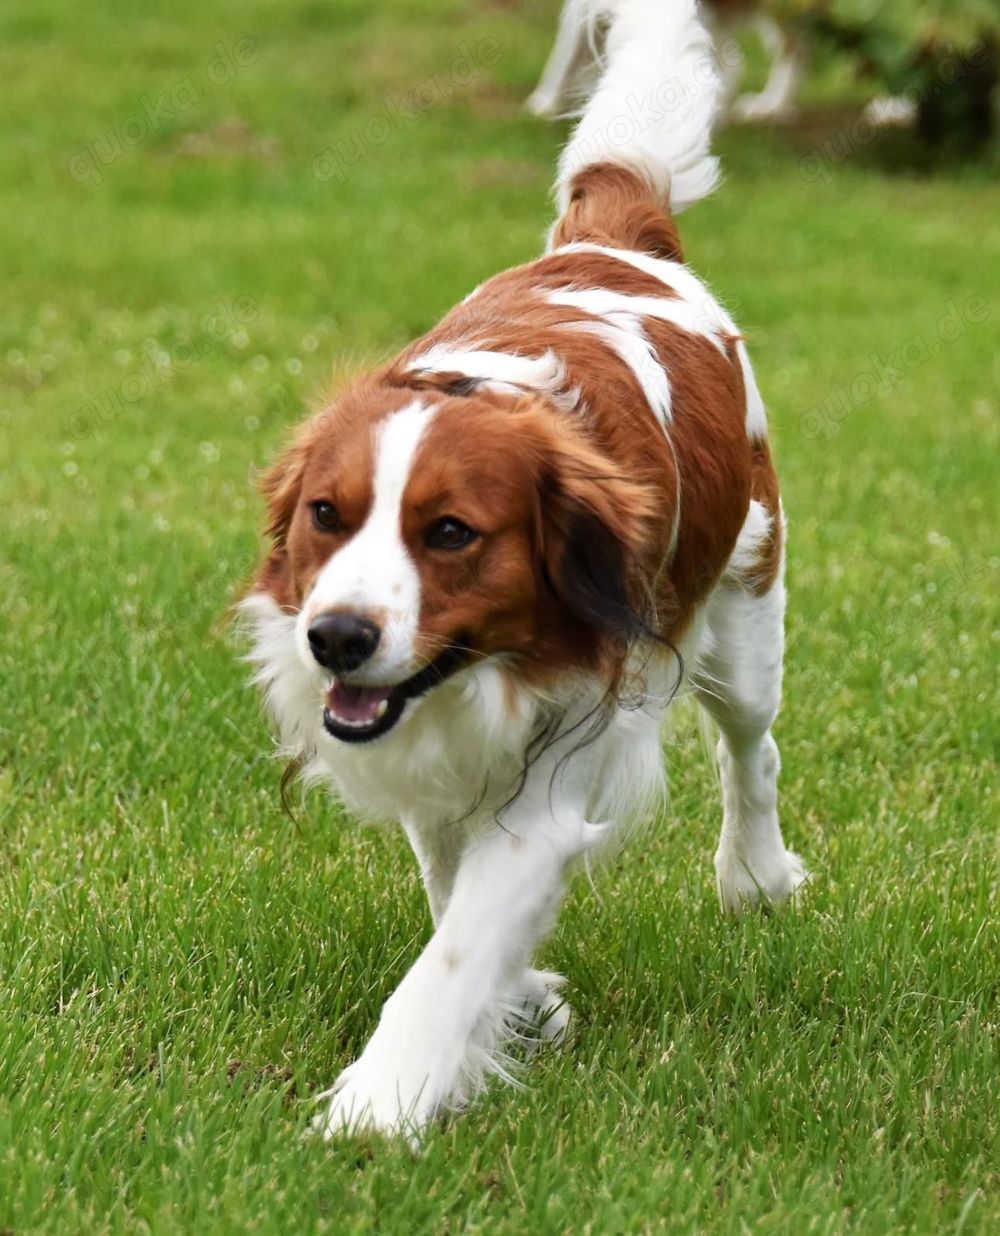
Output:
top-left (161, 117), bottom-right (281, 163)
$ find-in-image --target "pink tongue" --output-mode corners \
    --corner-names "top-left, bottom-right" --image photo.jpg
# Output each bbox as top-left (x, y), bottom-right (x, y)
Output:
top-left (327, 681), bottom-right (393, 724)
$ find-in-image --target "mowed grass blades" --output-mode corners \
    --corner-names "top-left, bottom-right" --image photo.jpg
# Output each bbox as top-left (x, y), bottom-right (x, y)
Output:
top-left (1, 0), bottom-right (998, 1231)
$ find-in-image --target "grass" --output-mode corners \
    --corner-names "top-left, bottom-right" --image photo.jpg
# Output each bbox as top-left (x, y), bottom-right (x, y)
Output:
top-left (0, 0), bottom-right (997, 1231)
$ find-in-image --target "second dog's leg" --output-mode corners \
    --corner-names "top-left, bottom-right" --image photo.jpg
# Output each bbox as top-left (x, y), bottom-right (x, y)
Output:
top-left (705, 13), bottom-right (749, 123)
top-left (732, 18), bottom-right (807, 123)
top-left (526, 0), bottom-right (598, 118)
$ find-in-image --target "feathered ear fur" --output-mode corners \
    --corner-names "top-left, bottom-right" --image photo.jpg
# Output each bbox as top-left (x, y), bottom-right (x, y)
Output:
top-left (248, 428), bottom-right (312, 608)
top-left (514, 400), bottom-right (660, 664)
top-left (262, 439), bottom-right (308, 548)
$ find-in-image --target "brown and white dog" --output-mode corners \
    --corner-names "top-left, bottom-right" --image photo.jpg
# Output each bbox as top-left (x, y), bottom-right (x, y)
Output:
top-left (243, 0), bottom-right (807, 1140)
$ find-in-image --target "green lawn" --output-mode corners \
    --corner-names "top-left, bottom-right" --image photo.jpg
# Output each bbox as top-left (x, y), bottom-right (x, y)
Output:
top-left (1, 1), bottom-right (998, 1232)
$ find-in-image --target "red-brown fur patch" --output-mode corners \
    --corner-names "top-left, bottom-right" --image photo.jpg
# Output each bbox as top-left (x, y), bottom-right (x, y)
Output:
top-left (399, 396), bottom-right (662, 682)
top-left (551, 163), bottom-right (684, 261)
top-left (643, 319), bottom-right (754, 633)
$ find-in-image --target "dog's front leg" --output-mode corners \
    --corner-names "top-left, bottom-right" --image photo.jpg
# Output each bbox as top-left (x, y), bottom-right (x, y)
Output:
top-left (316, 794), bottom-right (583, 1141)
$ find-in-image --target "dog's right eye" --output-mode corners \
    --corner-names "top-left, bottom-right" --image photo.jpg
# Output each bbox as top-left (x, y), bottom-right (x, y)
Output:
top-left (425, 516), bottom-right (478, 551)
top-left (311, 501), bottom-right (343, 533)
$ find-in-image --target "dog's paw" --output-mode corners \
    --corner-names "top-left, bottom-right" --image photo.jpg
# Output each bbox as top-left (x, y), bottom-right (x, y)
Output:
top-left (311, 1004), bottom-right (464, 1143)
top-left (731, 92), bottom-right (798, 124)
top-left (312, 1053), bottom-right (443, 1143)
top-left (862, 95), bottom-right (917, 129)
top-left (715, 844), bottom-right (809, 915)
top-left (525, 86), bottom-right (570, 119)
top-left (516, 968), bottom-right (572, 1048)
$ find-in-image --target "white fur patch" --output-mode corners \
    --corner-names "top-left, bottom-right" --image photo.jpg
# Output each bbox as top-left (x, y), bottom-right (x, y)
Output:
top-left (555, 243), bottom-right (769, 438)
top-left (722, 498), bottom-right (772, 585)
top-left (561, 316), bottom-right (672, 424)
top-left (554, 0), bottom-right (721, 214)
top-left (735, 339), bottom-right (768, 441)
top-left (548, 285), bottom-right (727, 356)
top-left (406, 345), bottom-right (581, 413)
top-left (299, 400), bottom-right (435, 684)
top-left (241, 591), bottom-right (323, 759)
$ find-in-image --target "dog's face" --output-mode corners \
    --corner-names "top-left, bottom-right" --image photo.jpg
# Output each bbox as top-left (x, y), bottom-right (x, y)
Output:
top-left (252, 382), bottom-right (657, 743)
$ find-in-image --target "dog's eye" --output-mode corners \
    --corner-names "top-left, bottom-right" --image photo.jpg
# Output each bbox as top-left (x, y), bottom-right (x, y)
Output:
top-left (311, 501), bottom-right (343, 533)
top-left (425, 517), bottom-right (478, 551)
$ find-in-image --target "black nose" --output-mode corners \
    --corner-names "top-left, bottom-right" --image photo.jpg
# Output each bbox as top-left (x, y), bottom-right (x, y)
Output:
top-left (307, 612), bottom-right (381, 674)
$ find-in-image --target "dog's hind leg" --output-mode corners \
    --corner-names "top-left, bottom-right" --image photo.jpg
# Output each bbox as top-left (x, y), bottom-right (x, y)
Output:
top-left (692, 505), bottom-right (808, 913)
top-left (731, 17), bottom-right (807, 123)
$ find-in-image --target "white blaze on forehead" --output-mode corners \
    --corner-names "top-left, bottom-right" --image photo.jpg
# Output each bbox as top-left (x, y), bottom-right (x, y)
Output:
top-left (300, 400), bottom-right (436, 683)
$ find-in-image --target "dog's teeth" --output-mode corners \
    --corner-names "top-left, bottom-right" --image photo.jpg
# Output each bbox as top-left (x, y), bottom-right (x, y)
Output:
top-left (375, 699), bottom-right (388, 720)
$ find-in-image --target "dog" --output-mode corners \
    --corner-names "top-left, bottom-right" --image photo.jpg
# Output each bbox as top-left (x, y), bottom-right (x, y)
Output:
top-left (242, 0), bottom-right (807, 1140)
top-left (528, 0), bottom-right (918, 129)
top-left (528, 0), bottom-right (810, 124)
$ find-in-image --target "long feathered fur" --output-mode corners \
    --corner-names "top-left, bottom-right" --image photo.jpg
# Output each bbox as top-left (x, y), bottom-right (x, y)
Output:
top-left (555, 0), bottom-right (723, 214)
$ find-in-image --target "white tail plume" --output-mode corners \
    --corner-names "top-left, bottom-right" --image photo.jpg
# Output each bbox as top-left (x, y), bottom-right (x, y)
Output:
top-left (555, 0), bottom-right (722, 214)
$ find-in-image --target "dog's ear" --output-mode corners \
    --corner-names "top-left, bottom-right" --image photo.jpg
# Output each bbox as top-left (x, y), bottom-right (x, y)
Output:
top-left (262, 438), bottom-right (308, 548)
top-left (516, 401), bottom-right (659, 657)
top-left (248, 433), bottom-right (310, 606)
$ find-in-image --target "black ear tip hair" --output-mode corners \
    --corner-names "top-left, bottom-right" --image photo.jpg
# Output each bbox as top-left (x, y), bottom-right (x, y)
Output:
top-left (446, 376), bottom-right (481, 397)
top-left (547, 505), bottom-right (657, 646)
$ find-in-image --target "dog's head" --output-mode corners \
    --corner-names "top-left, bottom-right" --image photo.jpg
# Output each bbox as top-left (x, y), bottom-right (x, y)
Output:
top-left (248, 381), bottom-right (660, 743)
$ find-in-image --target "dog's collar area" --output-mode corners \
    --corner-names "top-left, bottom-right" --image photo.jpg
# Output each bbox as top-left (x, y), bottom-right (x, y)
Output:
top-left (322, 642), bottom-right (472, 744)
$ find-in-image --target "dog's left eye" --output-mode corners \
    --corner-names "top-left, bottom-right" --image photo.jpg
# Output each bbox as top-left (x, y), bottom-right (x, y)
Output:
top-left (425, 517), bottom-right (478, 551)
top-left (311, 501), bottom-right (343, 533)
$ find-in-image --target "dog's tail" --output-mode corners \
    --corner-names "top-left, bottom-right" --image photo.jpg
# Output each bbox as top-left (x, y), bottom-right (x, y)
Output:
top-left (552, 0), bottom-right (721, 248)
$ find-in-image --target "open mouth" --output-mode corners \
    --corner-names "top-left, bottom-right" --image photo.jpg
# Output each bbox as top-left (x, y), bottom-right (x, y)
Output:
top-left (322, 644), bottom-right (470, 744)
